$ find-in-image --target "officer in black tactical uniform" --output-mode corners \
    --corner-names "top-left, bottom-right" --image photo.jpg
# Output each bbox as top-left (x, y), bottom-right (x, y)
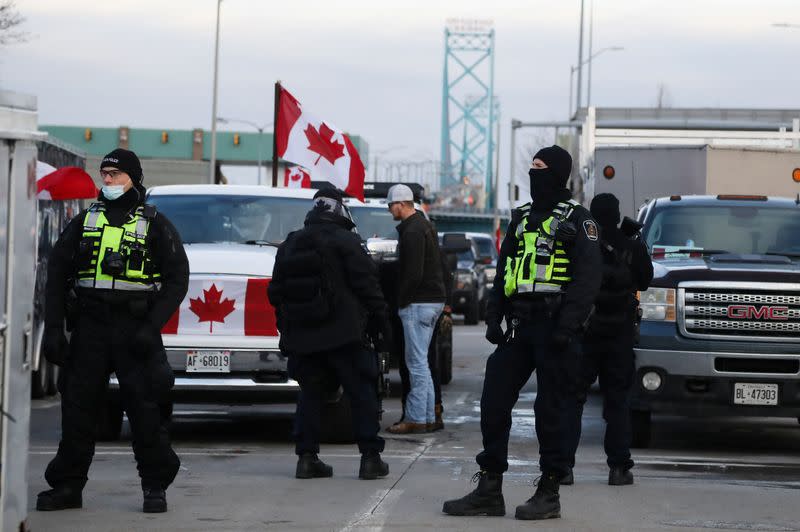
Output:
top-left (564, 192), bottom-right (653, 486)
top-left (37, 149), bottom-right (189, 513)
top-left (442, 145), bottom-right (602, 521)
top-left (268, 187), bottom-right (392, 480)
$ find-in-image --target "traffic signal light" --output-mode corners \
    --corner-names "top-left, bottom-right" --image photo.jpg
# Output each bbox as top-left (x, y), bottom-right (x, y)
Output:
top-left (161, 131), bottom-right (169, 144)
top-left (233, 133), bottom-right (241, 146)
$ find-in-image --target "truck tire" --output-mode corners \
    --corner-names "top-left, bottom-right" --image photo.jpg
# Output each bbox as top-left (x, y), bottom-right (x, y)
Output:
top-left (320, 391), bottom-right (355, 444)
top-left (463, 296), bottom-right (480, 325)
top-left (630, 410), bottom-right (652, 449)
top-left (96, 397), bottom-right (124, 441)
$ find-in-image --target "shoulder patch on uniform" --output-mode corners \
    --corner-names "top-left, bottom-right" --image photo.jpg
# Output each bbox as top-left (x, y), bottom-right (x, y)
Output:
top-left (583, 220), bottom-right (599, 241)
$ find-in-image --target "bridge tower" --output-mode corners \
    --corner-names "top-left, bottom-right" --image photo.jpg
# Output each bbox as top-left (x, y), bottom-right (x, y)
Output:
top-left (440, 18), bottom-right (499, 207)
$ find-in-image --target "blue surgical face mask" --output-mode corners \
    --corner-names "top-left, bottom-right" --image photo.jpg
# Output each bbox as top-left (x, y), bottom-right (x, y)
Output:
top-left (102, 185), bottom-right (126, 201)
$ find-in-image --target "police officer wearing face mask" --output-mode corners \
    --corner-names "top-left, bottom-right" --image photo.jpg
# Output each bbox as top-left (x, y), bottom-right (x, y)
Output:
top-left (37, 149), bottom-right (189, 514)
top-left (563, 193), bottom-right (653, 486)
top-left (443, 145), bottom-right (602, 521)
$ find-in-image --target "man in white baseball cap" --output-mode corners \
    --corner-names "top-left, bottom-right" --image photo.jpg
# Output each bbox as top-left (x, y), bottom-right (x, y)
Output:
top-left (386, 183), bottom-right (415, 204)
top-left (386, 184), bottom-right (446, 434)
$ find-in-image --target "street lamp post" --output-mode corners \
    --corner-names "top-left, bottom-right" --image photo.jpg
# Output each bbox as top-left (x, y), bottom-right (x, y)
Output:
top-left (569, 46), bottom-right (624, 117)
top-left (209, 0), bottom-right (222, 183)
top-left (217, 116), bottom-right (272, 185)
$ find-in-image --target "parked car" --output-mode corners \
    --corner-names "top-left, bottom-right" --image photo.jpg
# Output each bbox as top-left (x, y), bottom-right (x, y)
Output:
top-left (439, 232), bottom-right (497, 325)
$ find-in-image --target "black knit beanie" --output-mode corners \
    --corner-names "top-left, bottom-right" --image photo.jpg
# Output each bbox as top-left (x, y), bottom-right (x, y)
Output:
top-left (100, 148), bottom-right (143, 183)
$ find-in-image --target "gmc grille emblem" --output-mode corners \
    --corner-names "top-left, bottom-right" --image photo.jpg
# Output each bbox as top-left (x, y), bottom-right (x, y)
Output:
top-left (726, 305), bottom-right (790, 321)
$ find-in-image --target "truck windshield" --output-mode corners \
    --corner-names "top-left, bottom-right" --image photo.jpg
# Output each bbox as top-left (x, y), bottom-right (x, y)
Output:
top-left (148, 194), bottom-right (309, 244)
top-left (349, 206), bottom-right (398, 239)
top-left (643, 205), bottom-right (800, 256)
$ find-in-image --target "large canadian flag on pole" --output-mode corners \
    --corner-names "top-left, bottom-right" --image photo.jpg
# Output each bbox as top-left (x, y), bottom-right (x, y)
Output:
top-left (275, 85), bottom-right (365, 200)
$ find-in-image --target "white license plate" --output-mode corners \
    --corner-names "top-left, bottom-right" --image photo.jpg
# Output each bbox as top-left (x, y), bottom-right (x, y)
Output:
top-left (186, 351), bottom-right (231, 373)
top-left (733, 382), bottom-right (778, 406)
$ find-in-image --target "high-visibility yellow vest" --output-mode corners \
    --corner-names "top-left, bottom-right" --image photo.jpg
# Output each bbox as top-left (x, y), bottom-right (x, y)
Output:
top-left (76, 203), bottom-right (161, 291)
top-left (504, 200), bottom-right (579, 297)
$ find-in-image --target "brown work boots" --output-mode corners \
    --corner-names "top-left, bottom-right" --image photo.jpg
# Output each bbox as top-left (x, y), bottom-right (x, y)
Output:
top-left (387, 403), bottom-right (445, 434)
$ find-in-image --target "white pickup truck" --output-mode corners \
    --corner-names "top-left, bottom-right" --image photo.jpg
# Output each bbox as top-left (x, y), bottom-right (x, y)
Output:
top-left (102, 185), bottom-right (358, 441)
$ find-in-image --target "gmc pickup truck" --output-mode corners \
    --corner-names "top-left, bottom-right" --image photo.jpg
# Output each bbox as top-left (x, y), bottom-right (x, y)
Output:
top-left (632, 194), bottom-right (800, 447)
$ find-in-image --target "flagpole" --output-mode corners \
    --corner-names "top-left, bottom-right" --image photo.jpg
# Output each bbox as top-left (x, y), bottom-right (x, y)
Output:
top-left (272, 81), bottom-right (281, 187)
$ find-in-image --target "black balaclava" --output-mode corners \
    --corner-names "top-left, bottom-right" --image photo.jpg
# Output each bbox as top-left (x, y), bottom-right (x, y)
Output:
top-left (590, 193), bottom-right (621, 231)
top-left (306, 186), bottom-right (355, 230)
top-left (529, 145), bottom-right (572, 211)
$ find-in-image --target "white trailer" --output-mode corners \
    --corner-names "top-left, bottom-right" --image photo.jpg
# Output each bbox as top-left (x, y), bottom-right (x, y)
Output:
top-left (0, 91), bottom-right (42, 531)
top-left (592, 144), bottom-right (800, 218)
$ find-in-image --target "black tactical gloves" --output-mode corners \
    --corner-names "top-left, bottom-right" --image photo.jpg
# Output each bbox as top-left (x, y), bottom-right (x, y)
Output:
top-left (368, 314), bottom-right (393, 353)
top-left (551, 328), bottom-right (574, 352)
top-left (485, 321), bottom-right (506, 345)
top-left (133, 321), bottom-right (162, 357)
top-left (42, 327), bottom-right (69, 367)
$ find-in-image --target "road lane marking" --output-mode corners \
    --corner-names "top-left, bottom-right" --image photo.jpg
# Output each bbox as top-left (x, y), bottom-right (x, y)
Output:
top-left (340, 438), bottom-right (433, 532)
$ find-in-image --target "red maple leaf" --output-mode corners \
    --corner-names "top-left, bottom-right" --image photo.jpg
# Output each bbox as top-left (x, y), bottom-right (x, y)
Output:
top-left (189, 284), bottom-right (236, 333)
top-left (304, 122), bottom-right (345, 166)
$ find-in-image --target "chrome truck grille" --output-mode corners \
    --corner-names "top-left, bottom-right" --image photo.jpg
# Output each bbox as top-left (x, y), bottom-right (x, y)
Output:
top-left (679, 281), bottom-right (800, 342)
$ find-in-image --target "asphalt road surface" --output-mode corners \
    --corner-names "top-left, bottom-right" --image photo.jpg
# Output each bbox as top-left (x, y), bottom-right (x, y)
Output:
top-left (27, 323), bottom-right (800, 531)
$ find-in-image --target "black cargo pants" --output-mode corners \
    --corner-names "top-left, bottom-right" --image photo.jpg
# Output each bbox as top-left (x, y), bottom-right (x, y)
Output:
top-left (565, 331), bottom-right (635, 470)
top-left (291, 343), bottom-right (385, 456)
top-left (476, 313), bottom-right (579, 478)
top-left (45, 300), bottom-right (179, 491)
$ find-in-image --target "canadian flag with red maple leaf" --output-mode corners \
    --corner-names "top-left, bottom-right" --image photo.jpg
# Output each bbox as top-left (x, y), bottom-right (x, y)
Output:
top-left (275, 85), bottom-right (365, 200)
top-left (283, 165), bottom-right (311, 189)
top-left (162, 279), bottom-right (277, 337)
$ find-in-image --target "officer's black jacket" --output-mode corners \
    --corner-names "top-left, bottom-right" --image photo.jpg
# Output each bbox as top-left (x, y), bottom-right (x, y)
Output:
top-left (486, 190), bottom-right (603, 334)
top-left (268, 209), bottom-right (388, 355)
top-left (44, 186), bottom-right (189, 330)
top-left (589, 226), bottom-right (653, 330)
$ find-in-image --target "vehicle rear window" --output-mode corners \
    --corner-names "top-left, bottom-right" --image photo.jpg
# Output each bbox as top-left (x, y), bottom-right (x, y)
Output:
top-left (472, 236), bottom-right (497, 259)
top-left (643, 205), bottom-right (800, 255)
top-left (148, 194), bottom-right (309, 244)
top-left (349, 206), bottom-right (398, 239)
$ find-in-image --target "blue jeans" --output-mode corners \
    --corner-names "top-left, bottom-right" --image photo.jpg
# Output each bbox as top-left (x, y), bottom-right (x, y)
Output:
top-left (398, 303), bottom-right (443, 424)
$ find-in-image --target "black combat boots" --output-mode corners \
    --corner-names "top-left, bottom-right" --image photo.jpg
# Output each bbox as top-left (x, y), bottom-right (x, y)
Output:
top-left (359, 452), bottom-right (389, 480)
top-left (608, 467), bottom-right (634, 486)
top-left (560, 467), bottom-right (574, 486)
top-left (442, 471), bottom-right (506, 517)
top-left (514, 472), bottom-right (561, 520)
top-left (142, 488), bottom-right (168, 513)
top-left (36, 486), bottom-right (83, 511)
top-left (296, 453), bottom-right (334, 479)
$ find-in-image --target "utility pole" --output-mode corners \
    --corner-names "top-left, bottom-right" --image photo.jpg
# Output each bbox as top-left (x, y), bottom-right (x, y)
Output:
top-left (209, 0), bottom-right (222, 183)
top-left (575, 0), bottom-right (586, 115)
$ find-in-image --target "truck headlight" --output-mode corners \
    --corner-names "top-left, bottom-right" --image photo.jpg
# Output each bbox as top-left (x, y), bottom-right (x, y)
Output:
top-left (638, 287), bottom-right (676, 322)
